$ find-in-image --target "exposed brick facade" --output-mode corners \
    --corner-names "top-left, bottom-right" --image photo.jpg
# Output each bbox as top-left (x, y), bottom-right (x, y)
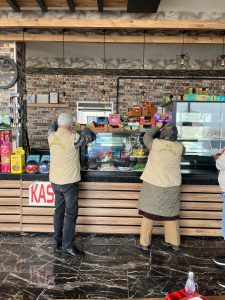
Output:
top-left (26, 73), bottom-right (225, 149)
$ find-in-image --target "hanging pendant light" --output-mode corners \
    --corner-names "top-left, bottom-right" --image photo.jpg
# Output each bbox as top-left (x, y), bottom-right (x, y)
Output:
top-left (216, 32), bottom-right (225, 68)
top-left (142, 30), bottom-right (146, 70)
top-left (176, 30), bottom-right (190, 69)
top-left (61, 29), bottom-right (66, 100)
top-left (101, 29), bottom-right (108, 102)
top-left (141, 30), bottom-right (147, 101)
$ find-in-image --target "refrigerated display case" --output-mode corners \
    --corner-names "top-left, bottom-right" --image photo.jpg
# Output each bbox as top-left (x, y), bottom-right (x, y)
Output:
top-left (81, 131), bottom-right (149, 172)
top-left (168, 101), bottom-right (225, 169)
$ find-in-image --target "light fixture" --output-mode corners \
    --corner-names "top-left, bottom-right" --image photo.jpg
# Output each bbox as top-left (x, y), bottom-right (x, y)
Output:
top-left (61, 29), bottom-right (66, 100)
top-left (142, 30), bottom-right (146, 70)
top-left (101, 29), bottom-right (108, 102)
top-left (216, 32), bottom-right (225, 68)
top-left (176, 30), bottom-right (190, 69)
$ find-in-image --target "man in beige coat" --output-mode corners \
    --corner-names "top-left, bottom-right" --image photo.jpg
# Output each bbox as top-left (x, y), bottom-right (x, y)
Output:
top-left (137, 123), bottom-right (185, 251)
top-left (48, 113), bottom-right (94, 258)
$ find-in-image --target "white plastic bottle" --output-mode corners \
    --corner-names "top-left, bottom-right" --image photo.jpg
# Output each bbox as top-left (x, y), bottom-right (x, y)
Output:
top-left (185, 271), bottom-right (196, 295)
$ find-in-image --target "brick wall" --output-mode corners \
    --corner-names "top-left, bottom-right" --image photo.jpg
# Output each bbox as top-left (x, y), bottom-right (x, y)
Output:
top-left (26, 73), bottom-right (225, 149)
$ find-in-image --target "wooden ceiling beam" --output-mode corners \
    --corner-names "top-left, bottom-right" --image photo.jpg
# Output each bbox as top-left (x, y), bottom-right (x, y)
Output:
top-left (1, 33), bottom-right (225, 44)
top-left (5, 0), bottom-right (20, 12)
top-left (36, 0), bottom-right (47, 12)
top-left (0, 19), bottom-right (225, 30)
top-left (97, 0), bottom-right (104, 12)
top-left (66, 0), bottom-right (75, 12)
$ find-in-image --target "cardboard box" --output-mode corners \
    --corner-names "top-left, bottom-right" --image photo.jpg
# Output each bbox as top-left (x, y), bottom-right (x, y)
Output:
top-left (140, 116), bottom-right (156, 125)
top-left (109, 114), bottom-right (120, 126)
top-left (0, 145), bottom-right (11, 173)
top-left (11, 147), bottom-right (25, 174)
top-left (128, 107), bottom-right (141, 117)
top-left (142, 107), bottom-right (157, 117)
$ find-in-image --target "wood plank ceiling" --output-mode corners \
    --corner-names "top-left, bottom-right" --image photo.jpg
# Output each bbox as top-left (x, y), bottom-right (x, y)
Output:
top-left (0, 0), bottom-right (224, 45)
top-left (1, 0), bottom-right (161, 12)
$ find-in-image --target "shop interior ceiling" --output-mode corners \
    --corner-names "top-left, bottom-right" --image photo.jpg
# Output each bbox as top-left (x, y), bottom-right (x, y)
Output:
top-left (0, 0), bottom-right (224, 13)
top-left (1, 0), bottom-right (225, 76)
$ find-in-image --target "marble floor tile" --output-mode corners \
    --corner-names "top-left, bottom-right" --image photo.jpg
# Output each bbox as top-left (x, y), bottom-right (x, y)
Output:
top-left (182, 247), bottom-right (225, 275)
top-left (128, 275), bottom-right (187, 298)
top-left (128, 273), bottom-right (225, 298)
top-left (77, 233), bottom-right (137, 246)
top-left (79, 244), bottom-right (150, 276)
top-left (147, 248), bottom-right (190, 277)
top-left (43, 274), bottom-right (128, 299)
top-left (0, 233), bottom-right (225, 299)
top-left (181, 236), bottom-right (225, 249)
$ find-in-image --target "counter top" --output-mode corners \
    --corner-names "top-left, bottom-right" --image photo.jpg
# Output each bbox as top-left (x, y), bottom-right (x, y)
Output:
top-left (0, 169), bottom-right (219, 185)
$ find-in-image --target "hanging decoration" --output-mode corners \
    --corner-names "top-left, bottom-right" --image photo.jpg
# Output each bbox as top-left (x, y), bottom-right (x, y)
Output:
top-left (176, 30), bottom-right (190, 69)
top-left (216, 32), bottom-right (225, 68)
top-left (142, 30), bottom-right (146, 71)
top-left (61, 29), bottom-right (66, 102)
top-left (101, 29), bottom-right (109, 102)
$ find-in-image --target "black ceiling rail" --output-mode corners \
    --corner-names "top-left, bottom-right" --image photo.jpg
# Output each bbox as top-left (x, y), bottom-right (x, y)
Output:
top-left (36, 0), bottom-right (47, 12)
top-left (97, 0), bottom-right (104, 12)
top-left (66, 0), bottom-right (75, 12)
top-left (127, 0), bottom-right (160, 13)
top-left (6, 0), bottom-right (20, 12)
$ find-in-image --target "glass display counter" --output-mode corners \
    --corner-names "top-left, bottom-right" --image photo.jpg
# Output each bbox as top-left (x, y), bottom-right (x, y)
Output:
top-left (168, 100), bottom-right (225, 169)
top-left (81, 131), bottom-right (149, 172)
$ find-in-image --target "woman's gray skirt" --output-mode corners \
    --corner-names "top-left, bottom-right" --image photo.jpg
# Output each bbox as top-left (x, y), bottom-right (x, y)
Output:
top-left (137, 181), bottom-right (180, 220)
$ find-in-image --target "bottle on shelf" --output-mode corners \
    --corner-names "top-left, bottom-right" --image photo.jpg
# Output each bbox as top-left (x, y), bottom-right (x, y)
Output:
top-left (184, 271), bottom-right (196, 295)
top-left (8, 93), bottom-right (23, 129)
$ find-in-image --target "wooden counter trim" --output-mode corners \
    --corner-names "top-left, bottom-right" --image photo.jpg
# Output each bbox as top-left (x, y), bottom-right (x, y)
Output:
top-left (21, 215), bottom-right (221, 229)
top-left (20, 224), bottom-right (222, 236)
top-left (181, 185), bottom-right (221, 193)
top-left (0, 180), bottom-right (21, 188)
top-left (0, 180), bottom-right (223, 236)
top-left (0, 224), bottom-right (21, 231)
top-left (0, 180), bottom-right (21, 231)
top-left (22, 181), bottom-right (142, 190)
top-left (0, 189), bottom-right (21, 197)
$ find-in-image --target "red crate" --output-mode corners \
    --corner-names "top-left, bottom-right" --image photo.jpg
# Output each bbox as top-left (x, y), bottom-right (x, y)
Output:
top-left (165, 289), bottom-right (207, 300)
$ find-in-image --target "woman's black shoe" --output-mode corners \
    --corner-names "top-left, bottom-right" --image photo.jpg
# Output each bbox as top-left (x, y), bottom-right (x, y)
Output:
top-left (63, 246), bottom-right (85, 258)
top-left (136, 241), bottom-right (150, 251)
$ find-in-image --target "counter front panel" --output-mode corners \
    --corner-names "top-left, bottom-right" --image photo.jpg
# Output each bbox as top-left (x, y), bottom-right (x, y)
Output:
top-left (0, 174), bottom-right (222, 237)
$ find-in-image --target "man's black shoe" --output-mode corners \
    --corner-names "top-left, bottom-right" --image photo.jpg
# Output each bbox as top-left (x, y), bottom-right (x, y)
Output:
top-left (63, 246), bottom-right (85, 258)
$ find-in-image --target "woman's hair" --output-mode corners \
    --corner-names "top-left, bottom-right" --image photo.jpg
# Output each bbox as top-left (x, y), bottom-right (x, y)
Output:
top-left (159, 124), bottom-right (178, 141)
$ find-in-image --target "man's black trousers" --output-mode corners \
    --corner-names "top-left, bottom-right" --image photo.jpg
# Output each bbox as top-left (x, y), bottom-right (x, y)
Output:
top-left (51, 182), bottom-right (79, 250)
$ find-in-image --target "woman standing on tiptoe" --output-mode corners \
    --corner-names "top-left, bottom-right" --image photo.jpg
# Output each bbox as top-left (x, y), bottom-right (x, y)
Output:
top-left (137, 123), bottom-right (185, 251)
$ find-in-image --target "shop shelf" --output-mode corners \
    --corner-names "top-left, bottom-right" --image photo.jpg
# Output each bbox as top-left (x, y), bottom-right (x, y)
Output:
top-left (27, 103), bottom-right (69, 108)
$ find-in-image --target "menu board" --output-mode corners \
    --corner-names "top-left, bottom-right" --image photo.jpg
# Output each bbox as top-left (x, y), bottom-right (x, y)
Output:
top-left (176, 112), bottom-right (212, 123)
top-left (182, 141), bottom-right (213, 154)
top-left (179, 126), bottom-right (204, 139)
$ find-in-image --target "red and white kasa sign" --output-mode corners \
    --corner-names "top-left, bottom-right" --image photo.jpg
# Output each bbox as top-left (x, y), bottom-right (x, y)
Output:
top-left (29, 182), bottom-right (55, 206)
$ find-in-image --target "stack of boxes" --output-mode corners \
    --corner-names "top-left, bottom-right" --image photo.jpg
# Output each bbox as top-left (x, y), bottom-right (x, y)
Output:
top-left (0, 131), bottom-right (12, 173)
top-left (10, 147), bottom-right (25, 174)
top-left (0, 131), bottom-right (25, 174)
top-left (126, 101), bottom-right (157, 130)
